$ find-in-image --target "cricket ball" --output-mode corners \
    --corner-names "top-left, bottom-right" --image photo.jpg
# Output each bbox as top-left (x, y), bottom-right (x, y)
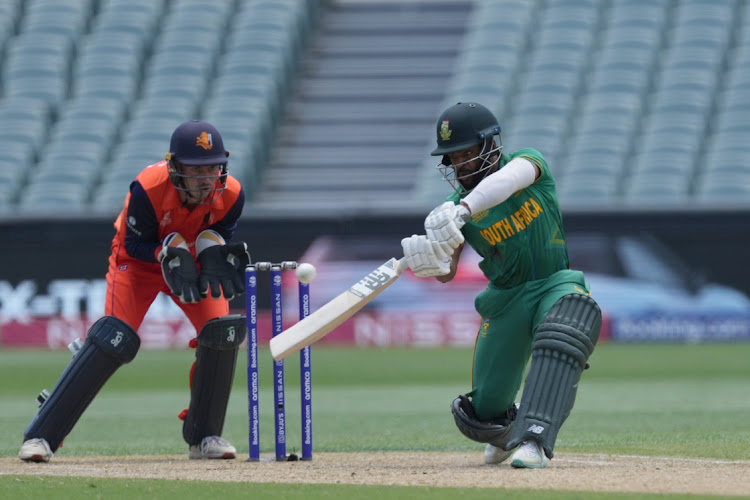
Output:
top-left (295, 263), bottom-right (317, 284)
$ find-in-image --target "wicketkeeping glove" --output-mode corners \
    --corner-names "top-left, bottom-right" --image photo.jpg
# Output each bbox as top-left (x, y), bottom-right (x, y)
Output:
top-left (196, 230), bottom-right (251, 300)
top-left (424, 202), bottom-right (470, 259)
top-left (159, 233), bottom-right (201, 303)
top-left (401, 234), bottom-right (451, 277)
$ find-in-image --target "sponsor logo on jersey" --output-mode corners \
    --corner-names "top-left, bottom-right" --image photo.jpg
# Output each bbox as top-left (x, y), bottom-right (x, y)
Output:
top-left (160, 210), bottom-right (172, 227)
top-left (126, 216), bottom-right (142, 236)
top-left (471, 209), bottom-right (490, 223)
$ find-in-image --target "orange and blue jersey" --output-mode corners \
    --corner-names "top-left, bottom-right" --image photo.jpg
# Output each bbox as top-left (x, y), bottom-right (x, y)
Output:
top-left (112, 160), bottom-right (244, 262)
top-left (105, 161), bottom-right (245, 332)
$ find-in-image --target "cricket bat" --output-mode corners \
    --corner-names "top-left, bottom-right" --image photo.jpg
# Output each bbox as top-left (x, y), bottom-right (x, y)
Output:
top-left (269, 256), bottom-right (409, 360)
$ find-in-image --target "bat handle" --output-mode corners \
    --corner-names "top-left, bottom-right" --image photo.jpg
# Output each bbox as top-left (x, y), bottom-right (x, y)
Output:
top-left (396, 257), bottom-right (409, 274)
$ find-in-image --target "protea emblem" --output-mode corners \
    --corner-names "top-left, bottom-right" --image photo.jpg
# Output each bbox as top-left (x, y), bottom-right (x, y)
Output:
top-left (439, 120), bottom-right (452, 141)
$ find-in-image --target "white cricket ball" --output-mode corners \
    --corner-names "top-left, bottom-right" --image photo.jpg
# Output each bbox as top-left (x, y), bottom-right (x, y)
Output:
top-left (295, 263), bottom-right (317, 283)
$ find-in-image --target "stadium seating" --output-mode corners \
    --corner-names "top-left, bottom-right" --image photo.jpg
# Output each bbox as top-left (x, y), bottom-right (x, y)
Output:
top-left (2, 0), bottom-right (750, 216)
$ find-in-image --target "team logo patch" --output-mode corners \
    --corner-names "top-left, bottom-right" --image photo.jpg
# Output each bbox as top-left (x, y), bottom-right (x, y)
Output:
top-left (195, 132), bottom-right (213, 150)
top-left (479, 318), bottom-right (490, 338)
top-left (439, 120), bottom-right (452, 141)
top-left (119, 264), bottom-right (128, 271)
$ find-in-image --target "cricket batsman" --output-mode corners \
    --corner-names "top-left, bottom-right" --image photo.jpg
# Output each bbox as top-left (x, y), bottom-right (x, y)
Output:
top-left (401, 102), bottom-right (601, 468)
top-left (19, 120), bottom-right (250, 462)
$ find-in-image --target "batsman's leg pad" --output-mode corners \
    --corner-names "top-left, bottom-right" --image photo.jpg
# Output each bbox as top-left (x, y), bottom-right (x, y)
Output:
top-left (451, 394), bottom-right (517, 448)
top-left (507, 293), bottom-right (601, 458)
top-left (183, 315), bottom-right (246, 445)
top-left (24, 316), bottom-right (140, 451)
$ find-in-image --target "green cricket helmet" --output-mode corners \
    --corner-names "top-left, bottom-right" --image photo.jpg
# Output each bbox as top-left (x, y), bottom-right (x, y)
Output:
top-left (431, 102), bottom-right (503, 194)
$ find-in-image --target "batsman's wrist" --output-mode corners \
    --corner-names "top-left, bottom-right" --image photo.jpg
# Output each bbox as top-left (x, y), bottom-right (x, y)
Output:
top-left (456, 204), bottom-right (471, 224)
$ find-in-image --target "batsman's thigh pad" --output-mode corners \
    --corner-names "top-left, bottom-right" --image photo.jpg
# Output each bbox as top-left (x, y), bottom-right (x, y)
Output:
top-left (451, 395), bottom-right (516, 448)
top-left (183, 315), bottom-right (247, 445)
top-left (24, 316), bottom-right (140, 451)
top-left (507, 293), bottom-right (601, 458)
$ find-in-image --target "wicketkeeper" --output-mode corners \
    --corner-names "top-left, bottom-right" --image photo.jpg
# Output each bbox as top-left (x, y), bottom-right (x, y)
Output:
top-left (19, 120), bottom-right (251, 463)
top-left (402, 102), bottom-right (601, 469)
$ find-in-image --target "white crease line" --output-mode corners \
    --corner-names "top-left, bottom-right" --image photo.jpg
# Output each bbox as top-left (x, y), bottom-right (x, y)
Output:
top-left (561, 453), bottom-right (749, 466)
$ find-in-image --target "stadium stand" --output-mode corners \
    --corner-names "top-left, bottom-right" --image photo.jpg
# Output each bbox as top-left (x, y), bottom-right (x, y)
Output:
top-left (1, 0), bottom-right (750, 216)
top-left (250, 0), bottom-right (473, 214)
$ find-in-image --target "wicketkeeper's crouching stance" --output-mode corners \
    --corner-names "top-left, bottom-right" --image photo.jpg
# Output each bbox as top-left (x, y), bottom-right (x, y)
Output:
top-left (19, 120), bottom-right (251, 463)
top-left (19, 315), bottom-right (246, 463)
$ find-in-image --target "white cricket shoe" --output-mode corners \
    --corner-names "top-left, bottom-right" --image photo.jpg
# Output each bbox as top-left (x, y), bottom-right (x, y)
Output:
top-left (483, 443), bottom-right (514, 464)
top-left (18, 438), bottom-right (53, 463)
top-left (188, 436), bottom-right (236, 459)
top-left (510, 440), bottom-right (549, 469)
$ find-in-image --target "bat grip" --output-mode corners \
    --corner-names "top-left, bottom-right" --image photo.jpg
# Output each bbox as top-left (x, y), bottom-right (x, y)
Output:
top-left (396, 257), bottom-right (409, 274)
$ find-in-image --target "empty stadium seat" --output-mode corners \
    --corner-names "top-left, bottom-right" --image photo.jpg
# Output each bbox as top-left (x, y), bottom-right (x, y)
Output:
top-left (4, 0), bottom-right (750, 213)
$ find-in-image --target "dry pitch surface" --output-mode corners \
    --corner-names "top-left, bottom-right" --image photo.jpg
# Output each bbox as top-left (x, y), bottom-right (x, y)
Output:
top-left (2, 452), bottom-right (749, 496)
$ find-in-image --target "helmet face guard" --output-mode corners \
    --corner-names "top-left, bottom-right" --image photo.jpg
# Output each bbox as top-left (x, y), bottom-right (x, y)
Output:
top-left (430, 102), bottom-right (503, 195)
top-left (437, 132), bottom-right (503, 195)
top-left (166, 156), bottom-right (228, 205)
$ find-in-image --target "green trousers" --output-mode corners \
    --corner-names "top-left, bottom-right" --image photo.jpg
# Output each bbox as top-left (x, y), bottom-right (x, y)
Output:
top-left (469, 269), bottom-right (591, 420)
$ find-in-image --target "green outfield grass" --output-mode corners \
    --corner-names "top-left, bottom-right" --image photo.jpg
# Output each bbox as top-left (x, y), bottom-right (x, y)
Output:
top-left (1, 476), bottom-right (737, 500)
top-left (1, 343), bottom-right (749, 498)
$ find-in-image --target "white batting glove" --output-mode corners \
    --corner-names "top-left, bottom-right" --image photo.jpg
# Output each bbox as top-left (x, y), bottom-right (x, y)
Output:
top-left (424, 202), bottom-right (470, 259)
top-left (401, 234), bottom-right (451, 277)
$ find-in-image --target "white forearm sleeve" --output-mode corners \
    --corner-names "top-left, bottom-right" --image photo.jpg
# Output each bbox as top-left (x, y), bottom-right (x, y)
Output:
top-left (461, 157), bottom-right (537, 214)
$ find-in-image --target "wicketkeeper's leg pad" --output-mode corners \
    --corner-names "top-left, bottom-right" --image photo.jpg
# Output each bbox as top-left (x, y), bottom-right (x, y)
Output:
top-left (183, 315), bottom-right (246, 445)
top-left (451, 394), bottom-right (517, 448)
top-left (24, 316), bottom-right (140, 451)
top-left (507, 293), bottom-right (601, 458)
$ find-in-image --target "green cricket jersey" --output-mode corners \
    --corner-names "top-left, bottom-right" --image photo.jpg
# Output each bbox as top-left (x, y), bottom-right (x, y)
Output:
top-left (447, 148), bottom-right (569, 288)
top-left (445, 148), bottom-right (591, 420)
